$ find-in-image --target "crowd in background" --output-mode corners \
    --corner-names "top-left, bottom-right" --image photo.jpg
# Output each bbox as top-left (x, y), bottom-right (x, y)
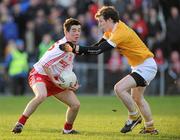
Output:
top-left (0, 0), bottom-right (179, 95)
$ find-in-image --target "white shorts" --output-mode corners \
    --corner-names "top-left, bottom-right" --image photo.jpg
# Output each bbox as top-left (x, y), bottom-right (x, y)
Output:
top-left (131, 58), bottom-right (157, 85)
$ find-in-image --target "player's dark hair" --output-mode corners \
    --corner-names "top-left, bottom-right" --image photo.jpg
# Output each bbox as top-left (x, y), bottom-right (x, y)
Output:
top-left (63, 18), bottom-right (81, 32)
top-left (95, 6), bottom-right (119, 23)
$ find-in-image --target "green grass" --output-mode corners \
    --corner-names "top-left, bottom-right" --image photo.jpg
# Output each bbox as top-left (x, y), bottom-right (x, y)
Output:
top-left (0, 95), bottom-right (180, 140)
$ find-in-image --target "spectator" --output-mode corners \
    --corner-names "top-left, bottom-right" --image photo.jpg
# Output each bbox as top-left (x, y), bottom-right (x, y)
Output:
top-left (167, 50), bottom-right (180, 94)
top-left (12, 1), bottom-right (30, 39)
top-left (132, 0), bottom-right (142, 10)
top-left (0, 23), bottom-right (5, 62)
top-left (2, 15), bottom-right (19, 43)
top-left (4, 39), bottom-right (29, 96)
top-left (75, 0), bottom-right (92, 14)
top-left (112, 0), bottom-right (130, 17)
top-left (107, 50), bottom-right (122, 72)
top-left (77, 14), bottom-right (90, 36)
top-left (170, 51), bottom-right (180, 76)
top-left (150, 48), bottom-right (168, 95)
top-left (166, 6), bottom-right (180, 52)
top-left (38, 33), bottom-right (54, 59)
top-left (84, 11), bottom-right (97, 31)
top-left (25, 0), bottom-right (43, 20)
top-left (34, 9), bottom-right (52, 46)
top-left (88, 1), bottom-right (98, 22)
top-left (50, 18), bottom-right (64, 41)
top-left (147, 8), bottom-right (163, 49)
top-left (132, 12), bottom-right (148, 42)
top-left (25, 20), bottom-right (36, 63)
top-left (106, 49), bottom-right (130, 93)
top-left (43, 0), bottom-right (57, 15)
top-left (0, 63), bottom-right (6, 94)
top-left (151, 31), bottom-right (168, 58)
top-left (67, 5), bottom-right (77, 18)
top-left (48, 6), bottom-right (63, 25)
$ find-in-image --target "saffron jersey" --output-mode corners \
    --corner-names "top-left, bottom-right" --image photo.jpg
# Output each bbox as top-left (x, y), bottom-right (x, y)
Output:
top-left (33, 37), bottom-right (75, 76)
top-left (103, 21), bottom-right (154, 66)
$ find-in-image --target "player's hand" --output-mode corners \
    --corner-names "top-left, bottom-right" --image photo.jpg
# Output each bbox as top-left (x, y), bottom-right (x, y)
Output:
top-left (59, 42), bottom-right (73, 52)
top-left (53, 79), bottom-right (63, 88)
top-left (64, 42), bottom-right (74, 52)
top-left (67, 42), bottom-right (79, 54)
top-left (59, 41), bottom-right (79, 53)
top-left (68, 81), bottom-right (79, 92)
top-left (61, 42), bottom-right (79, 53)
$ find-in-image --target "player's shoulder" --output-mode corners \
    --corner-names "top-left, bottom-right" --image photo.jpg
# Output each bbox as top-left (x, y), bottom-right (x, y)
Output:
top-left (112, 21), bottom-right (132, 39)
top-left (114, 21), bottom-right (130, 32)
top-left (54, 37), bottom-right (67, 46)
top-left (48, 37), bottom-right (67, 51)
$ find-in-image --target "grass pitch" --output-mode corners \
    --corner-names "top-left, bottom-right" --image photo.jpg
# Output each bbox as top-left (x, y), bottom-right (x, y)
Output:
top-left (0, 95), bottom-right (180, 140)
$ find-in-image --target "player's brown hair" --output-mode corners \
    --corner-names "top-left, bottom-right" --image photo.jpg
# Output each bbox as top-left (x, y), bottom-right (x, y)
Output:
top-left (95, 6), bottom-right (119, 23)
top-left (63, 18), bottom-right (81, 32)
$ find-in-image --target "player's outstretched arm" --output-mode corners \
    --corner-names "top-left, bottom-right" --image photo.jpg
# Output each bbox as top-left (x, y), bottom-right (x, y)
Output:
top-left (76, 40), bottom-right (114, 55)
top-left (63, 39), bottom-right (114, 55)
top-left (59, 39), bottom-right (114, 55)
top-left (90, 38), bottom-right (106, 47)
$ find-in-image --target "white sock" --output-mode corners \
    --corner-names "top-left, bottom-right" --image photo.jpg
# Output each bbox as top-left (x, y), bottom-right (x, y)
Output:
top-left (128, 111), bottom-right (138, 116)
top-left (145, 120), bottom-right (154, 127)
top-left (128, 111), bottom-right (139, 121)
top-left (63, 129), bottom-right (72, 133)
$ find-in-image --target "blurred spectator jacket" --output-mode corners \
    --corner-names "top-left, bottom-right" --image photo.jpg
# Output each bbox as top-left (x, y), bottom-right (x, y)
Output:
top-left (4, 40), bottom-right (29, 77)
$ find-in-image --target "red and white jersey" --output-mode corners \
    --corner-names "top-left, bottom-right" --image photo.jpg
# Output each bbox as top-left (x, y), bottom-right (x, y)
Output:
top-left (33, 37), bottom-right (75, 76)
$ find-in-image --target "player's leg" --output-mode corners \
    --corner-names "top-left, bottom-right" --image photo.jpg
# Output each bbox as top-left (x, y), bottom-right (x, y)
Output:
top-left (54, 90), bottom-right (80, 134)
top-left (23, 82), bottom-right (47, 116)
top-left (131, 87), bottom-right (158, 134)
top-left (114, 75), bottom-right (137, 112)
top-left (12, 82), bottom-right (47, 133)
top-left (114, 75), bottom-right (142, 133)
top-left (131, 87), bottom-right (153, 122)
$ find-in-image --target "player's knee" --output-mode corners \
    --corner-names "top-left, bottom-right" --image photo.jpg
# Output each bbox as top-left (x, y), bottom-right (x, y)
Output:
top-left (35, 94), bottom-right (46, 103)
top-left (114, 84), bottom-right (119, 96)
top-left (114, 84), bottom-right (123, 96)
top-left (70, 102), bottom-right (80, 111)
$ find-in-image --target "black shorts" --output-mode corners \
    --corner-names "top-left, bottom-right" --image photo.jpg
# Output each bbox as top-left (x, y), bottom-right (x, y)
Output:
top-left (130, 72), bottom-right (147, 87)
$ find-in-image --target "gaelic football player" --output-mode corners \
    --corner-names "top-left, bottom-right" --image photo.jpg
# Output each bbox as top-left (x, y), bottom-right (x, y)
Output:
top-left (69, 6), bottom-right (158, 134)
top-left (12, 18), bottom-right (81, 134)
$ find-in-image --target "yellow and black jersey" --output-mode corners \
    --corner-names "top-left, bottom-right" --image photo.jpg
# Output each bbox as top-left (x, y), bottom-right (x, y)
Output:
top-left (103, 21), bottom-right (154, 66)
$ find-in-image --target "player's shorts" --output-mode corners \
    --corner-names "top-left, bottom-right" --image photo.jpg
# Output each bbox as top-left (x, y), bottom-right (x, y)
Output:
top-left (28, 68), bottom-right (65, 97)
top-left (131, 57), bottom-right (157, 86)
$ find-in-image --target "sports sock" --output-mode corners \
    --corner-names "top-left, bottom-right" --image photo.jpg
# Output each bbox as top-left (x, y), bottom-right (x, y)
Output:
top-left (18, 115), bottom-right (28, 125)
top-left (64, 122), bottom-right (73, 130)
top-left (128, 111), bottom-right (140, 120)
top-left (145, 120), bottom-right (154, 130)
top-left (144, 126), bottom-right (155, 131)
